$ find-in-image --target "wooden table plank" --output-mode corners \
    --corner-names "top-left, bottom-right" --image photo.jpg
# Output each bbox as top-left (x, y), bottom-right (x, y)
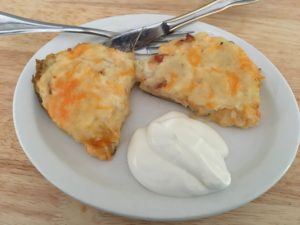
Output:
top-left (0, 0), bottom-right (299, 224)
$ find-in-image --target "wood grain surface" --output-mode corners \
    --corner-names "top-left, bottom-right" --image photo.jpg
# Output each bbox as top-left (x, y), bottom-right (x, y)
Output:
top-left (0, 0), bottom-right (299, 224)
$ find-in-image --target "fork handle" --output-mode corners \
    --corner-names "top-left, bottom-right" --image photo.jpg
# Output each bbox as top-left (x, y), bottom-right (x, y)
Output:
top-left (0, 11), bottom-right (116, 37)
top-left (165, 0), bottom-right (258, 32)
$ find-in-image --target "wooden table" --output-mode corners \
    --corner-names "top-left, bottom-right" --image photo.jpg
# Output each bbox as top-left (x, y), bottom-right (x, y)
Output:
top-left (0, 0), bottom-right (299, 224)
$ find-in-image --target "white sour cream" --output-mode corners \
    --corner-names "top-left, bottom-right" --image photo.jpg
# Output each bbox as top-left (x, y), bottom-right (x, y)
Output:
top-left (127, 111), bottom-right (231, 197)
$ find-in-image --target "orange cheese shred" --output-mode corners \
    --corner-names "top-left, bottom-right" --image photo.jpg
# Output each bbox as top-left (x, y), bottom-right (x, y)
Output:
top-left (187, 48), bottom-right (201, 66)
top-left (226, 71), bottom-right (240, 96)
top-left (68, 43), bottom-right (90, 59)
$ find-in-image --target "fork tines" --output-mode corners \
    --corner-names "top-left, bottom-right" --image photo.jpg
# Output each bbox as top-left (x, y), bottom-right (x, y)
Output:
top-left (153, 31), bottom-right (194, 43)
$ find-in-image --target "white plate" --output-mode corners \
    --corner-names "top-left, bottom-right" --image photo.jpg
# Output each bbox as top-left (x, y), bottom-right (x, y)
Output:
top-left (13, 14), bottom-right (300, 221)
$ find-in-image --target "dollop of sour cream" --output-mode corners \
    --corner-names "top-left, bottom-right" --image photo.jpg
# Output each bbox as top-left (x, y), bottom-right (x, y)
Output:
top-left (127, 111), bottom-right (231, 197)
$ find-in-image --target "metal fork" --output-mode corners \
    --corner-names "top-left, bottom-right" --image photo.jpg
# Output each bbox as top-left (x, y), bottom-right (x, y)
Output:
top-left (104, 0), bottom-right (259, 52)
top-left (0, 11), bottom-right (117, 38)
top-left (0, 11), bottom-right (190, 52)
top-left (0, 0), bottom-right (258, 54)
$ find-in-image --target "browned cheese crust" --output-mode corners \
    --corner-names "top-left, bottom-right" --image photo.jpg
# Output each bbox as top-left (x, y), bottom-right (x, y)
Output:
top-left (136, 33), bottom-right (264, 128)
top-left (33, 43), bottom-right (136, 160)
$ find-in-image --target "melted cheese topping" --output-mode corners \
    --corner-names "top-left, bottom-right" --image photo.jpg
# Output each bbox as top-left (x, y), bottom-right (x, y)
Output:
top-left (136, 33), bottom-right (264, 128)
top-left (34, 43), bottom-right (135, 160)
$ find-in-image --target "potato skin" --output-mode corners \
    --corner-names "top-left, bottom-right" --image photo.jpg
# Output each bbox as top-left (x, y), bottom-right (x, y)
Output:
top-left (136, 33), bottom-right (264, 128)
top-left (32, 43), bottom-right (136, 160)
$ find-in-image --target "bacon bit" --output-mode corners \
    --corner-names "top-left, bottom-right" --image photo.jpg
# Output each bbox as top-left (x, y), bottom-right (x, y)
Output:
top-left (185, 33), bottom-right (195, 42)
top-left (155, 80), bottom-right (167, 89)
top-left (176, 33), bottom-right (195, 46)
top-left (153, 54), bottom-right (165, 63)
